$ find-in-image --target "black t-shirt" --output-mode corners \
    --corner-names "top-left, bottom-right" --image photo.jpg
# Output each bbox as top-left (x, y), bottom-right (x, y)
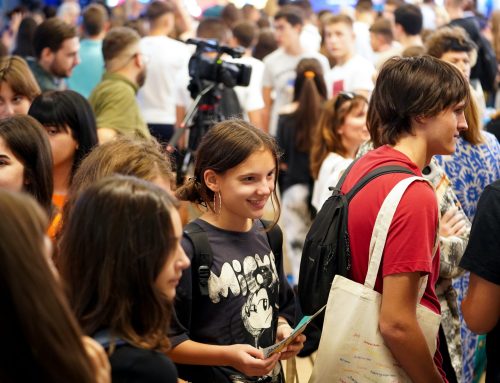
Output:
top-left (171, 219), bottom-right (295, 383)
top-left (460, 180), bottom-right (500, 383)
top-left (109, 345), bottom-right (178, 383)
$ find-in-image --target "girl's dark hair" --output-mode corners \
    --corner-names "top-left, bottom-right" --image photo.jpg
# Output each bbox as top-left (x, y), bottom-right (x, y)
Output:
top-left (310, 94), bottom-right (367, 179)
top-left (28, 90), bottom-right (98, 180)
top-left (176, 119), bottom-right (281, 222)
top-left (0, 190), bottom-right (94, 383)
top-left (292, 58), bottom-right (327, 152)
top-left (59, 175), bottom-right (179, 352)
top-left (12, 17), bottom-right (38, 59)
top-left (0, 115), bottom-right (53, 215)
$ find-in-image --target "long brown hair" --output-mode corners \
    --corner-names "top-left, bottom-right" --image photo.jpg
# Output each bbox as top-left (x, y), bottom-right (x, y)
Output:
top-left (310, 94), bottom-right (367, 179)
top-left (59, 175), bottom-right (178, 353)
top-left (292, 58), bottom-right (327, 152)
top-left (461, 88), bottom-right (484, 145)
top-left (0, 190), bottom-right (94, 383)
top-left (0, 55), bottom-right (41, 101)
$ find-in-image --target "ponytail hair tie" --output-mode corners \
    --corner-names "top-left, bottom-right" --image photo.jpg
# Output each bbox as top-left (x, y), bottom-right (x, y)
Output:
top-left (304, 70), bottom-right (315, 79)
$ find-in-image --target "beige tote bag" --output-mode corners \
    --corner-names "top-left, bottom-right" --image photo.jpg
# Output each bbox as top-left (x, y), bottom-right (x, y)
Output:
top-left (309, 176), bottom-right (442, 383)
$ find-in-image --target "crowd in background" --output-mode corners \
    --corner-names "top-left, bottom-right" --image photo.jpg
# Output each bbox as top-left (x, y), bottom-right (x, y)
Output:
top-left (0, 0), bottom-right (499, 382)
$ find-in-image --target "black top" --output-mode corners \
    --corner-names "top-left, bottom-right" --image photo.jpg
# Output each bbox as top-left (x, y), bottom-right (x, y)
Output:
top-left (171, 219), bottom-right (295, 383)
top-left (109, 345), bottom-right (178, 383)
top-left (486, 118), bottom-right (500, 143)
top-left (276, 113), bottom-right (313, 193)
top-left (459, 180), bottom-right (500, 383)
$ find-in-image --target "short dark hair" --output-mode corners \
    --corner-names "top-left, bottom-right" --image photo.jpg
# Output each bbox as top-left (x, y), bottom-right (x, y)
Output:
top-left (274, 5), bottom-right (304, 26)
top-left (33, 18), bottom-right (77, 59)
top-left (233, 21), bottom-right (257, 48)
top-left (196, 18), bottom-right (230, 43)
top-left (102, 26), bottom-right (140, 64)
top-left (425, 26), bottom-right (476, 58)
top-left (368, 56), bottom-right (470, 146)
top-left (59, 175), bottom-right (179, 352)
top-left (369, 17), bottom-right (393, 43)
top-left (145, 0), bottom-right (174, 22)
top-left (82, 4), bottom-right (108, 37)
top-left (0, 115), bottom-right (53, 215)
top-left (356, 0), bottom-right (373, 13)
top-left (28, 90), bottom-right (98, 182)
top-left (394, 4), bottom-right (423, 36)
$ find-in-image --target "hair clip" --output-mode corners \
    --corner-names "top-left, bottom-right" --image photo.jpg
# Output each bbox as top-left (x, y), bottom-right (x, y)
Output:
top-left (304, 70), bottom-right (315, 79)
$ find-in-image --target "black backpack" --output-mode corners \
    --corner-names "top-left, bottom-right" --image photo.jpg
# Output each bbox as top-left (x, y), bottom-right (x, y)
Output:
top-left (184, 219), bottom-right (283, 297)
top-left (298, 161), bottom-right (414, 315)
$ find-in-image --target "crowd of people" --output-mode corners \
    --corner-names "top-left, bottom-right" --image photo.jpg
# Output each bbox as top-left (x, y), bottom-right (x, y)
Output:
top-left (0, 0), bottom-right (499, 382)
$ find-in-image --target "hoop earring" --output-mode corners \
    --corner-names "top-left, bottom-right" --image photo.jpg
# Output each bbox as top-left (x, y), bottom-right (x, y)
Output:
top-left (213, 191), bottom-right (222, 215)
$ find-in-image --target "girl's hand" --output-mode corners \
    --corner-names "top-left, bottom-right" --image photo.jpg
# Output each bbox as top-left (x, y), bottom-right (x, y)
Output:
top-left (440, 206), bottom-right (466, 237)
top-left (82, 336), bottom-right (111, 383)
top-left (276, 323), bottom-right (306, 360)
top-left (226, 344), bottom-right (280, 377)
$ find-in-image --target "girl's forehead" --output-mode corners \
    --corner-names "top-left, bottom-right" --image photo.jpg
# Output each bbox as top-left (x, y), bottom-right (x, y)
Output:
top-left (228, 149), bottom-right (276, 173)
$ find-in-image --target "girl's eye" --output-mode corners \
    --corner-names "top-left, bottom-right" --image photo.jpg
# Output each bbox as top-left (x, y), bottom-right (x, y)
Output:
top-left (45, 127), bottom-right (58, 135)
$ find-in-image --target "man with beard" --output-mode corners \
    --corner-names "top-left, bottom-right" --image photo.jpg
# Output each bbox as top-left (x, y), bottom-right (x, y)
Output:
top-left (89, 27), bottom-right (151, 143)
top-left (29, 18), bottom-right (80, 91)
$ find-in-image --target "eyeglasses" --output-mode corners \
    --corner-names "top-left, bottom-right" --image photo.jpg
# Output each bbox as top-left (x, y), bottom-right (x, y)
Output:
top-left (334, 91), bottom-right (356, 111)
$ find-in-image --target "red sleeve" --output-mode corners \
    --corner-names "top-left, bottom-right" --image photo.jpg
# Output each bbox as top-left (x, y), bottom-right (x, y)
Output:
top-left (382, 180), bottom-right (439, 277)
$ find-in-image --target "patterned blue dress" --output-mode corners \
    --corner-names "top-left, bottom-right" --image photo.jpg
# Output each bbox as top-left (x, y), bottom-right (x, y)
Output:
top-left (435, 132), bottom-right (500, 382)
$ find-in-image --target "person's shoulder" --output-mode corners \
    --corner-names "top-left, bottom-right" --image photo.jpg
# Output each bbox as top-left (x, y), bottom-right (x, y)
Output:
top-left (278, 102), bottom-right (298, 115)
top-left (263, 48), bottom-right (285, 64)
top-left (347, 55), bottom-right (374, 72)
top-left (111, 346), bottom-right (177, 383)
top-left (482, 131), bottom-right (500, 148)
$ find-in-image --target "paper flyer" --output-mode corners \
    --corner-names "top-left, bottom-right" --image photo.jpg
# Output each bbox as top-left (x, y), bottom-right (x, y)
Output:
top-left (262, 305), bottom-right (326, 358)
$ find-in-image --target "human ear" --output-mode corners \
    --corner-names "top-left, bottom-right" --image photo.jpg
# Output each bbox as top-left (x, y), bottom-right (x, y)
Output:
top-left (414, 115), bottom-right (427, 125)
top-left (203, 169), bottom-right (219, 192)
top-left (40, 47), bottom-right (54, 63)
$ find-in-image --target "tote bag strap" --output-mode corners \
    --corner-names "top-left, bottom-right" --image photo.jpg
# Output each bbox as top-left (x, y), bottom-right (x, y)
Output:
top-left (365, 176), bottom-right (433, 300)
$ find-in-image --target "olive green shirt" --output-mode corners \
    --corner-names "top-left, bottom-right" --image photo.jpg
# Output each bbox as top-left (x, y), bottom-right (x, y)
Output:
top-left (89, 72), bottom-right (150, 139)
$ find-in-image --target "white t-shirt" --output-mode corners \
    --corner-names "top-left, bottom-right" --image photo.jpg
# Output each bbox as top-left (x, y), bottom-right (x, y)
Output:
top-left (353, 21), bottom-right (374, 63)
top-left (229, 55), bottom-right (265, 114)
top-left (325, 54), bottom-right (375, 99)
top-left (311, 152), bottom-right (353, 211)
top-left (300, 24), bottom-right (322, 54)
top-left (262, 48), bottom-right (330, 136)
top-left (137, 36), bottom-right (191, 125)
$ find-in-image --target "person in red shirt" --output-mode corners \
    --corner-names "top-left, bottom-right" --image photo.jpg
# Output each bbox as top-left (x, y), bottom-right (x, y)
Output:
top-left (341, 56), bottom-right (469, 382)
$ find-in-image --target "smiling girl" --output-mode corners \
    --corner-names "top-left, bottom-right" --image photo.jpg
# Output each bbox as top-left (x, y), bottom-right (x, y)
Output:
top-left (172, 120), bottom-right (303, 383)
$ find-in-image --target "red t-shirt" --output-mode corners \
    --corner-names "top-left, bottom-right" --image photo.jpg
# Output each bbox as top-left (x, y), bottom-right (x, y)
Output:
top-left (341, 145), bottom-right (446, 378)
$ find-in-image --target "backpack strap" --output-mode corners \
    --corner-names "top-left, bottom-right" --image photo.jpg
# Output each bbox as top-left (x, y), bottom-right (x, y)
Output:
top-left (345, 165), bottom-right (416, 202)
top-left (184, 220), bottom-right (282, 296)
top-left (184, 221), bottom-right (212, 296)
top-left (260, 219), bottom-right (283, 259)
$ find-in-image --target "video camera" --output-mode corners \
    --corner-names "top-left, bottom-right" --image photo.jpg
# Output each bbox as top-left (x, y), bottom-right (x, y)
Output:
top-left (186, 38), bottom-right (252, 94)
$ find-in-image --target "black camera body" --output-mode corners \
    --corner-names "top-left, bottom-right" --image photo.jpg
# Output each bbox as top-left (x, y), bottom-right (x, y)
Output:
top-left (187, 38), bottom-right (252, 89)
